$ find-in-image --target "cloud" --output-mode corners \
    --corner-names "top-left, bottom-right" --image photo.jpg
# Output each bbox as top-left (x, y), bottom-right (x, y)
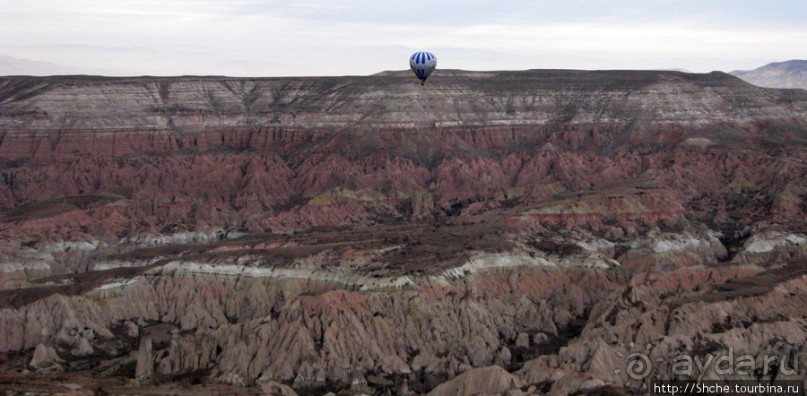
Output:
top-left (0, 0), bottom-right (805, 75)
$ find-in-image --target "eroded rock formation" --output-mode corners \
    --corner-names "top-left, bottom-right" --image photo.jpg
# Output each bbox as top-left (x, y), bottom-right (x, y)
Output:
top-left (0, 70), bottom-right (805, 394)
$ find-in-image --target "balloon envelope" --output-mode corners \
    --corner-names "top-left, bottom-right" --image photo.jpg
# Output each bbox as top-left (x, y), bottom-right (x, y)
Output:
top-left (410, 51), bottom-right (437, 83)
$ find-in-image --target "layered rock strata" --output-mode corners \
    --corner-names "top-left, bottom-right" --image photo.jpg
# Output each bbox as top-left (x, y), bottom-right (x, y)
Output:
top-left (0, 70), bottom-right (805, 394)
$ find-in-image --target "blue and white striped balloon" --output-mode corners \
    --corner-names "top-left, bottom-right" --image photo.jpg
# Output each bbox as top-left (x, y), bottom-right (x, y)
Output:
top-left (409, 51), bottom-right (437, 84)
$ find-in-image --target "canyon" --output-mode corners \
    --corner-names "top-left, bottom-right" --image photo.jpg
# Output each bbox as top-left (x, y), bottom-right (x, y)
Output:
top-left (0, 70), bottom-right (805, 394)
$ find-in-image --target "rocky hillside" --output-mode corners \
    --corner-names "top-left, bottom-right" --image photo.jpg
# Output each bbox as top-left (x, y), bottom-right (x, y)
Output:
top-left (731, 60), bottom-right (807, 90)
top-left (0, 70), bottom-right (805, 395)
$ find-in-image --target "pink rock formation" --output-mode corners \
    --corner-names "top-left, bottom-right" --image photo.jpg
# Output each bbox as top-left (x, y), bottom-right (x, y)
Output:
top-left (0, 70), bottom-right (805, 393)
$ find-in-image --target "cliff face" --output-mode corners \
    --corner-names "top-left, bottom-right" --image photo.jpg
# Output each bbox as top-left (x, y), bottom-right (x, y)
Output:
top-left (1, 71), bottom-right (804, 239)
top-left (0, 71), bottom-right (805, 394)
top-left (2, 71), bottom-right (805, 159)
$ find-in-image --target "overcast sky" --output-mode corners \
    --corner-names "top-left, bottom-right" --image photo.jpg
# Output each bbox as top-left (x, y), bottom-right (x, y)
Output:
top-left (0, 0), bottom-right (805, 76)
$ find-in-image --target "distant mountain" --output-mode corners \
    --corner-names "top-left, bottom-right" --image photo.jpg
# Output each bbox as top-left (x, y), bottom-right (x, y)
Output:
top-left (0, 55), bottom-right (87, 75)
top-left (730, 60), bottom-right (807, 89)
top-left (0, 54), bottom-right (127, 76)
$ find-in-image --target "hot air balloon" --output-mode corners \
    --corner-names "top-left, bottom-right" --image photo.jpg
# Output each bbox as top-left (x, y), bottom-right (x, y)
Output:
top-left (410, 51), bottom-right (436, 85)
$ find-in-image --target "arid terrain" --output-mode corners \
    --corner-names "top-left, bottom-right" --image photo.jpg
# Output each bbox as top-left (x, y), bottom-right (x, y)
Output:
top-left (0, 70), bottom-right (805, 395)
